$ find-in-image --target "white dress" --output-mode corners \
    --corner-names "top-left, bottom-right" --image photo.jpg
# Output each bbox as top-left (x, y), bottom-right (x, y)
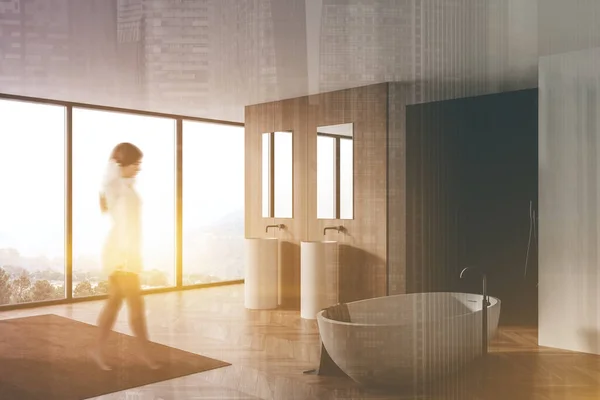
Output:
top-left (101, 175), bottom-right (143, 275)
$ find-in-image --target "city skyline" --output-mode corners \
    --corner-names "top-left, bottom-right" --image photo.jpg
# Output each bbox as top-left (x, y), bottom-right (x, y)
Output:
top-left (0, 0), bottom-right (541, 123)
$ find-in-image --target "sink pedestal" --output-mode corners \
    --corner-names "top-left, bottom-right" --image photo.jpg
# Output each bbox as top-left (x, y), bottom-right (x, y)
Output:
top-left (300, 240), bottom-right (338, 319)
top-left (245, 238), bottom-right (279, 309)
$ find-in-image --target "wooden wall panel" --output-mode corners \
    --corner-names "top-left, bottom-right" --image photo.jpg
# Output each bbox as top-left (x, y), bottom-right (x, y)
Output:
top-left (307, 83), bottom-right (389, 302)
top-left (387, 83), bottom-right (414, 295)
top-left (245, 97), bottom-right (307, 309)
top-left (245, 83), bottom-right (390, 308)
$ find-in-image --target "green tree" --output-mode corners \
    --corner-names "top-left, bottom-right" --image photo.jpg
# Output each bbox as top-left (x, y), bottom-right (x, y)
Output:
top-left (144, 270), bottom-right (168, 287)
top-left (74, 280), bottom-right (94, 297)
top-left (54, 286), bottom-right (65, 299)
top-left (30, 280), bottom-right (56, 302)
top-left (0, 268), bottom-right (12, 305)
top-left (94, 280), bottom-right (109, 295)
top-left (32, 269), bottom-right (64, 282)
top-left (11, 271), bottom-right (31, 303)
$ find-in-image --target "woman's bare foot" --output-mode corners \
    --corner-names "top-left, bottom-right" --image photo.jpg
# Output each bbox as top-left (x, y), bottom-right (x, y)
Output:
top-left (134, 341), bottom-right (160, 369)
top-left (89, 347), bottom-right (112, 371)
top-left (136, 352), bottom-right (160, 369)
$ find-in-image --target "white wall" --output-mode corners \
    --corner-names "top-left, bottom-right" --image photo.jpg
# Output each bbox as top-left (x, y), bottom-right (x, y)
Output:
top-left (539, 47), bottom-right (600, 354)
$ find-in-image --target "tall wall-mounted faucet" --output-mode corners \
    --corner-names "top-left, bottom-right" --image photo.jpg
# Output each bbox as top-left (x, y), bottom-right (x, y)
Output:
top-left (459, 266), bottom-right (490, 358)
top-left (323, 225), bottom-right (345, 236)
top-left (265, 224), bottom-right (285, 233)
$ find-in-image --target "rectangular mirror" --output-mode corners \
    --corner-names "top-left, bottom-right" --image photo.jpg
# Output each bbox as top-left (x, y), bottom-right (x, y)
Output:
top-left (262, 133), bottom-right (271, 217)
top-left (262, 131), bottom-right (293, 218)
top-left (317, 123), bottom-right (353, 219)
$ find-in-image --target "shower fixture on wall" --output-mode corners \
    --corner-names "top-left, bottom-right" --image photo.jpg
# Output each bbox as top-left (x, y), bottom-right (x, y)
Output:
top-left (524, 200), bottom-right (538, 283)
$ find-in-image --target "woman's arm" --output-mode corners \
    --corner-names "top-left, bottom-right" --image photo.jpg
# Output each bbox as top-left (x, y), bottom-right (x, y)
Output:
top-left (99, 193), bottom-right (108, 213)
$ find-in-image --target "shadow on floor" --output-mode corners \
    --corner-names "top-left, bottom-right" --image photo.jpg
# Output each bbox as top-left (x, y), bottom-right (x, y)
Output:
top-left (338, 244), bottom-right (383, 303)
top-left (579, 327), bottom-right (600, 355)
top-left (318, 352), bottom-right (543, 400)
top-left (279, 240), bottom-right (300, 310)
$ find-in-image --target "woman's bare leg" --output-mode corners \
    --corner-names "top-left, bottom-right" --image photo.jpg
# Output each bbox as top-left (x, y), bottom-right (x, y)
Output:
top-left (90, 274), bottom-right (123, 370)
top-left (125, 273), bottom-right (160, 369)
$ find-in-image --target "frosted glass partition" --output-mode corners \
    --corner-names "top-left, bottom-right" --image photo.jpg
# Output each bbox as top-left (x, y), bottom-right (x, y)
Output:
top-left (262, 131), bottom-right (293, 218)
top-left (317, 123), bottom-right (354, 219)
top-left (539, 47), bottom-right (600, 355)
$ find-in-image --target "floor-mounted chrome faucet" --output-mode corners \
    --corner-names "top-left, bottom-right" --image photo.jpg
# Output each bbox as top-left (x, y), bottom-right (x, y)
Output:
top-left (460, 266), bottom-right (490, 358)
top-left (265, 224), bottom-right (285, 233)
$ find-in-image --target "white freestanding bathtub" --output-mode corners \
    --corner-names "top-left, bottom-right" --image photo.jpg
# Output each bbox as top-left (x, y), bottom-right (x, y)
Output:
top-left (316, 292), bottom-right (501, 387)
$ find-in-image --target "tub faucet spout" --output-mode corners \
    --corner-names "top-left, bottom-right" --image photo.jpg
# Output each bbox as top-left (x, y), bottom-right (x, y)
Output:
top-left (460, 266), bottom-right (490, 358)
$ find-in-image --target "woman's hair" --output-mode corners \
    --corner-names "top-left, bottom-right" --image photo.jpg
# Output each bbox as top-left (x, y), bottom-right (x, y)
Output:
top-left (110, 142), bottom-right (143, 167)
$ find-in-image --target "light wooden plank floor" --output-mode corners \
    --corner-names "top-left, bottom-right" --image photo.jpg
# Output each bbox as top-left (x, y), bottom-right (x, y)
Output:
top-left (2, 284), bottom-right (600, 399)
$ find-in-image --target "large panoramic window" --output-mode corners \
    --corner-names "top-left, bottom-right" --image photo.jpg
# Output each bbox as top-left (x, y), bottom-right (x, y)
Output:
top-left (0, 99), bottom-right (66, 305)
top-left (72, 108), bottom-right (176, 296)
top-left (182, 121), bottom-right (244, 285)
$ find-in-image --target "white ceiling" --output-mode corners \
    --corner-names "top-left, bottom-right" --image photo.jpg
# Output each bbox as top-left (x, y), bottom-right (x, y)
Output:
top-left (1, 0), bottom-right (600, 123)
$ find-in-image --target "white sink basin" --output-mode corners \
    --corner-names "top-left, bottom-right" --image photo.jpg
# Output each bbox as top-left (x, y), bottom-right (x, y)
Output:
top-left (245, 237), bottom-right (279, 309)
top-left (300, 240), bottom-right (339, 319)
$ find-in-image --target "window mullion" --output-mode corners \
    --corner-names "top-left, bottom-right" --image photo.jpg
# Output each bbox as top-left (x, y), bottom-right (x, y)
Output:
top-left (66, 105), bottom-right (73, 300)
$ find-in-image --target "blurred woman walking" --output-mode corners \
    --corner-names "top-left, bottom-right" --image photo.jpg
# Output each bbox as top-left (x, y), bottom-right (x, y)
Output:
top-left (89, 142), bottom-right (159, 371)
